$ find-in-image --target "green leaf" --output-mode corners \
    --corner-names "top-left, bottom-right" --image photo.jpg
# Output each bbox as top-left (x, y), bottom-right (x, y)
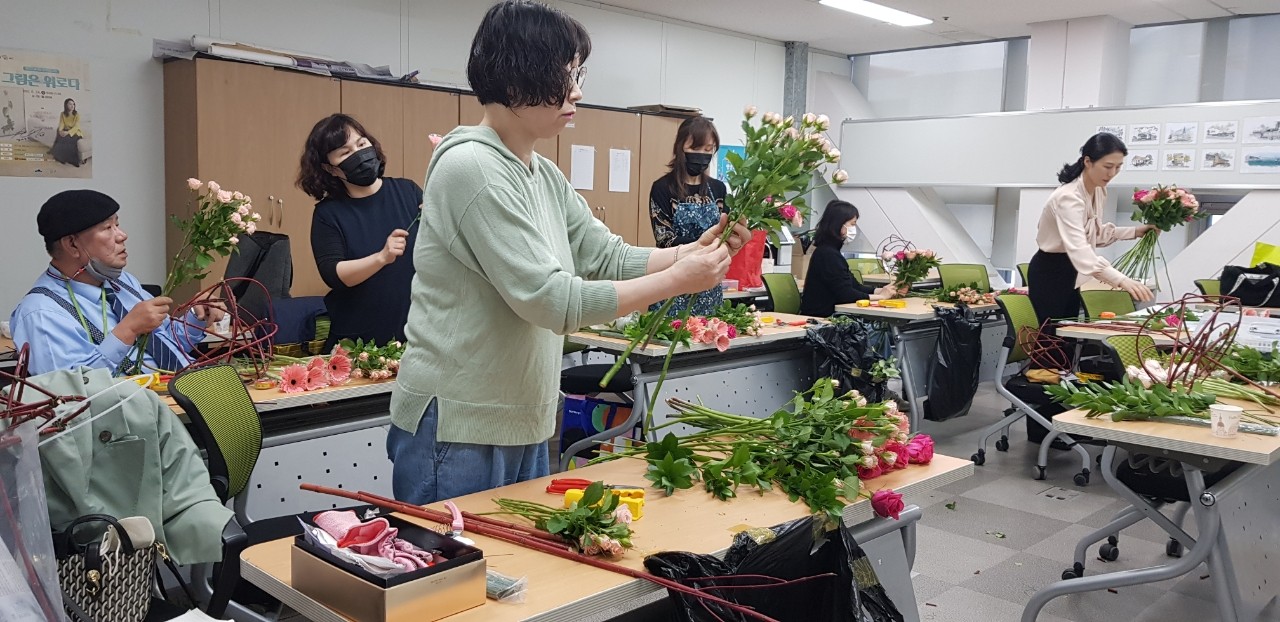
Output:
top-left (580, 481), bottom-right (605, 507)
top-left (545, 515), bottom-right (569, 534)
top-left (945, 501), bottom-right (957, 511)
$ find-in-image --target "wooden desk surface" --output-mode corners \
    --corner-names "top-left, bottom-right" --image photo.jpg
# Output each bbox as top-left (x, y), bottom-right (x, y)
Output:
top-left (242, 455), bottom-right (973, 622)
top-left (567, 312), bottom-right (820, 357)
top-left (834, 297), bottom-right (997, 322)
top-left (163, 377), bottom-right (395, 414)
top-left (1054, 407), bottom-right (1280, 466)
top-left (1054, 322), bottom-right (1179, 346)
top-left (0, 337), bottom-right (13, 355)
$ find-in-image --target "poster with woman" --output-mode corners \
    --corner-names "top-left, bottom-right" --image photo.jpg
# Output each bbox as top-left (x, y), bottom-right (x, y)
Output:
top-left (0, 48), bottom-right (91, 178)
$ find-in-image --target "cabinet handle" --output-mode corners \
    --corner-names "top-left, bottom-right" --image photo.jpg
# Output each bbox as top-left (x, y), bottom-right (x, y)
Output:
top-left (267, 195), bottom-right (276, 227)
top-left (277, 198), bottom-right (284, 227)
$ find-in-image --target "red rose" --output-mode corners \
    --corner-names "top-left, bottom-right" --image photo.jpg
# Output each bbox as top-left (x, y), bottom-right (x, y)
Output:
top-left (906, 434), bottom-right (935, 465)
top-left (885, 441), bottom-right (910, 470)
top-left (871, 489), bottom-right (905, 520)
top-left (858, 463), bottom-right (884, 480)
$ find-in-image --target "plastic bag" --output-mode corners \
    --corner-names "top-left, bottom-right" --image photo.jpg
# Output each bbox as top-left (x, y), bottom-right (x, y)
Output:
top-left (924, 307), bottom-right (982, 422)
top-left (807, 319), bottom-right (888, 402)
top-left (644, 516), bottom-right (902, 622)
top-left (0, 421), bottom-right (64, 621)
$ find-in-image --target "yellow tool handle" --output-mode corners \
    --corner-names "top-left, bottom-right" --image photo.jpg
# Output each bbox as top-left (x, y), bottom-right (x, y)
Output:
top-left (563, 489), bottom-right (645, 519)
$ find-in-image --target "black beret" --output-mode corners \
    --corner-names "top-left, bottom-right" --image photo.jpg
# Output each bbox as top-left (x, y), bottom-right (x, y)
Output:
top-left (38, 190), bottom-right (120, 244)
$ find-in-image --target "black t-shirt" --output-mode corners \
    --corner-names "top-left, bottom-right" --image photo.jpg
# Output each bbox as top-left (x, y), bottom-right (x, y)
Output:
top-left (799, 244), bottom-right (876, 317)
top-left (310, 177), bottom-right (422, 348)
top-left (648, 174), bottom-right (728, 248)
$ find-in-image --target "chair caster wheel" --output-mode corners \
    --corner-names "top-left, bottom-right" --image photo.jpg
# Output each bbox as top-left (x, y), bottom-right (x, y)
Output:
top-left (1107, 535), bottom-right (1119, 546)
top-left (1166, 539), bottom-right (1184, 558)
top-left (1099, 543), bottom-right (1119, 562)
top-left (1096, 453), bottom-right (1103, 466)
top-left (1034, 466), bottom-right (1047, 480)
top-left (1062, 562), bottom-right (1085, 580)
top-left (995, 437), bottom-right (1010, 452)
top-left (971, 450), bottom-right (986, 466)
top-left (1074, 469), bottom-right (1090, 486)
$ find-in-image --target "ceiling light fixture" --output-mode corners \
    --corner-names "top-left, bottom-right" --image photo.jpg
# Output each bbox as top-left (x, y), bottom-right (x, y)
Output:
top-left (818, 0), bottom-right (932, 27)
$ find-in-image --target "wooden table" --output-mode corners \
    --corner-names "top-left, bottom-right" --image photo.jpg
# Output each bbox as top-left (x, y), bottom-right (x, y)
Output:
top-left (1053, 321), bottom-right (1178, 346)
top-left (242, 454), bottom-right (974, 622)
top-left (860, 273), bottom-right (941, 290)
top-left (833, 298), bottom-right (1001, 429)
top-left (164, 377), bottom-right (395, 414)
top-left (563, 313), bottom-right (822, 470)
top-left (1024, 406), bottom-right (1280, 622)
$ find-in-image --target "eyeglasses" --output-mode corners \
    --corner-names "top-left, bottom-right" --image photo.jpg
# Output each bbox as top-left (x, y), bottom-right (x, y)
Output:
top-left (570, 66), bottom-right (587, 90)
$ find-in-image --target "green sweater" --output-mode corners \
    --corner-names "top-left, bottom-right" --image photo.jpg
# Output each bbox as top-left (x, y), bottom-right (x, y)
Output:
top-left (390, 126), bottom-right (653, 445)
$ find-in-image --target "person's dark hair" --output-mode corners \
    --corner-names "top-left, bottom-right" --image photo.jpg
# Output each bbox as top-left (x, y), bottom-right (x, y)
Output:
top-left (814, 200), bottom-right (859, 248)
top-left (62, 98), bottom-right (75, 115)
top-left (297, 113), bottom-right (387, 201)
top-left (1058, 132), bottom-right (1127, 184)
top-left (666, 117), bottom-right (720, 195)
top-left (467, 0), bottom-right (592, 108)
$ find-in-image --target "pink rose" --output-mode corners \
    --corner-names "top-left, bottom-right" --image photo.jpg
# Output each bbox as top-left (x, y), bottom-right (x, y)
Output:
top-left (785, 127), bottom-right (799, 140)
top-left (906, 434), bottom-right (934, 465)
top-left (228, 235), bottom-right (238, 245)
top-left (613, 505), bottom-right (633, 525)
top-left (428, 133), bottom-right (443, 147)
top-left (726, 324), bottom-right (737, 338)
top-left (1165, 314), bottom-right (1182, 327)
top-left (233, 191), bottom-right (245, 201)
top-left (884, 441), bottom-right (910, 470)
top-left (894, 251), bottom-right (906, 261)
top-left (215, 188), bottom-right (232, 202)
top-left (882, 251), bottom-right (893, 261)
top-left (1133, 190), bottom-right (1149, 203)
top-left (671, 319), bottom-right (683, 330)
top-left (186, 178), bottom-right (202, 190)
top-left (237, 204), bottom-right (250, 216)
top-left (816, 114), bottom-right (830, 130)
top-left (802, 112), bottom-right (816, 125)
top-left (871, 489), bottom-right (905, 520)
top-left (906, 250), bottom-right (918, 260)
top-left (858, 463), bottom-right (884, 480)
top-left (206, 181), bottom-right (220, 193)
top-left (231, 212), bottom-right (243, 225)
top-left (779, 204), bottom-right (797, 219)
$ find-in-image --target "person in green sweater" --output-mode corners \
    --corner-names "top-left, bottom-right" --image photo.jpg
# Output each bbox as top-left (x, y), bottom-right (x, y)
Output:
top-left (387, 0), bottom-right (751, 504)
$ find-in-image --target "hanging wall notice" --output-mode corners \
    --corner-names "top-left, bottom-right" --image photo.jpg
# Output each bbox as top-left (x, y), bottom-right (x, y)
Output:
top-left (0, 48), bottom-right (91, 178)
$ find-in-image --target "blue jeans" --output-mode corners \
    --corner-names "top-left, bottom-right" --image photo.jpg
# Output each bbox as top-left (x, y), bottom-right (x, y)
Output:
top-left (386, 400), bottom-right (550, 505)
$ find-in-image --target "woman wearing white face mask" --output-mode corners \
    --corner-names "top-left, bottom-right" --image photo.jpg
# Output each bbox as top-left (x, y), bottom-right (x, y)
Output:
top-left (800, 200), bottom-right (896, 317)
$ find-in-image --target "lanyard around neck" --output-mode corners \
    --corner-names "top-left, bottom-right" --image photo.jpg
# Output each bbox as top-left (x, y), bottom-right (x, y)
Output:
top-left (49, 268), bottom-right (111, 345)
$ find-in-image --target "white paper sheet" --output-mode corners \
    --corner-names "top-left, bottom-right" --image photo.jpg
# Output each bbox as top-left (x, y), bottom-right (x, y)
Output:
top-left (570, 145), bottom-right (595, 191)
top-left (608, 149), bottom-right (631, 193)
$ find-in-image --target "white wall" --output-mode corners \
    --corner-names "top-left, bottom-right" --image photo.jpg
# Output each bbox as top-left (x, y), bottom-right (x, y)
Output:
top-left (861, 42), bottom-right (1007, 118)
top-left (946, 204), bottom-right (995, 260)
top-left (0, 0), bottom-right (789, 313)
top-left (1125, 22), bottom-right (1204, 106)
top-left (1224, 14), bottom-right (1280, 102)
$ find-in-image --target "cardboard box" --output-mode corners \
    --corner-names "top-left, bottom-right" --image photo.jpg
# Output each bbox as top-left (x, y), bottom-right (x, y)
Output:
top-left (292, 510), bottom-right (486, 622)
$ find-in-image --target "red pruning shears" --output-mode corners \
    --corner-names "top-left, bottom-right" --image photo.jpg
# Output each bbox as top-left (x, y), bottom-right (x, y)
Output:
top-left (545, 478), bottom-right (646, 494)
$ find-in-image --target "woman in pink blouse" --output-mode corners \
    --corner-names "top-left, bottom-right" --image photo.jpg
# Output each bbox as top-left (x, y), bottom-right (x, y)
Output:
top-left (1029, 133), bottom-right (1157, 322)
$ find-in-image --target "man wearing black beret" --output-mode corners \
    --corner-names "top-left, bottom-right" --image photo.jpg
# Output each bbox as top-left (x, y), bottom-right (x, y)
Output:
top-left (10, 189), bottom-right (223, 375)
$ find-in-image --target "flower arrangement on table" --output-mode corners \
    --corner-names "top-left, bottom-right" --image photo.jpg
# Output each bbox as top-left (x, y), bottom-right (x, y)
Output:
top-left (884, 248), bottom-right (941, 294)
top-left (487, 481), bottom-right (634, 557)
top-left (1113, 185), bottom-right (1206, 290)
top-left (618, 302), bottom-right (765, 353)
top-left (934, 282), bottom-right (996, 306)
top-left (138, 179), bottom-right (264, 372)
top-left (601, 108), bottom-right (847, 408)
top-left (593, 378), bottom-right (933, 523)
top-left (271, 339), bottom-right (404, 393)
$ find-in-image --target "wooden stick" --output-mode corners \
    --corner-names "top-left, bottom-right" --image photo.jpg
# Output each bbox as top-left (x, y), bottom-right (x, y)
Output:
top-left (299, 484), bottom-right (785, 622)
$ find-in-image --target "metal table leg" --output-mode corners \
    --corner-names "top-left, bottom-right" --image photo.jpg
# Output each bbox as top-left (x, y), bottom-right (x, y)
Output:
top-left (846, 505), bottom-right (924, 622)
top-left (890, 324), bottom-right (924, 431)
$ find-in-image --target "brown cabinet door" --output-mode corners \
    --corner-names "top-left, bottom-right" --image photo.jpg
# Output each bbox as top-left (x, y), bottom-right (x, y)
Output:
top-left (193, 59), bottom-right (340, 298)
top-left (458, 95), bottom-right (558, 165)
top-left (340, 81), bottom-right (405, 179)
top-left (403, 89), bottom-right (459, 186)
top-left (636, 115), bottom-right (681, 248)
top-left (556, 108), bottom-right (642, 245)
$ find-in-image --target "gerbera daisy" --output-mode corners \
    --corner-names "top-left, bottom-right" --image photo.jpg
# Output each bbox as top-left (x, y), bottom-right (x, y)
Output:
top-left (280, 364), bottom-right (308, 394)
top-left (306, 365), bottom-right (329, 391)
top-left (326, 354), bottom-right (352, 385)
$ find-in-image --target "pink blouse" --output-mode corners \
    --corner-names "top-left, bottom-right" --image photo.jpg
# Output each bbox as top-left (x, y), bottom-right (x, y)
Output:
top-left (1036, 177), bottom-right (1140, 288)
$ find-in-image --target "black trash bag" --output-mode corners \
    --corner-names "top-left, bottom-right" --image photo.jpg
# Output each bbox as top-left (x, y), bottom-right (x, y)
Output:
top-left (924, 306), bottom-right (983, 422)
top-left (807, 319), bottom-right (887, 402)
top-left (1220, 263), bottom-right (1280, 308)
top-left (644, 516), bottom-right (903, 622)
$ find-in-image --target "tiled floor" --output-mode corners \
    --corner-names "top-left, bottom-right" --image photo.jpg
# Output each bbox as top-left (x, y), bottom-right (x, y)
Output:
top-left (912, 383), bottom-right (1280, 622)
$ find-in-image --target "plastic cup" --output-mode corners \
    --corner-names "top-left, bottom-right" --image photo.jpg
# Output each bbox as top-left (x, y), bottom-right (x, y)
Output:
top-left (1209, 404), bottom-right (1243, 438)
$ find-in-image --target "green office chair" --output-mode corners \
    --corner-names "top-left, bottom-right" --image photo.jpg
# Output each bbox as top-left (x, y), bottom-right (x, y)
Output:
top-left (762, 273), bottom-right (802, 315)
top-left (1017, 263), bottom-right (1030, 287)
top-left (170, 365), bottom-right (294, 621)
top-left (847, 257), bottom-right (883, 275)
top-left (1194, 279), bottom-right (1220, 296)
top-left (938, 263), bottom-right (991, 293)
top-left (973, 294), bottom-right (1093, 485)
top-left (848, 265), bottom-right (865, 285)
top-left (1080, 290), bottom-right (1137, 318)
top-left (1101, 334), bottom-right (1158, 379)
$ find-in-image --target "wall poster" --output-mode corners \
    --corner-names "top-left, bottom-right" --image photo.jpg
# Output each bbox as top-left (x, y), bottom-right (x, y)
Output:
top-left (0, 48), bottom-right (91, 178)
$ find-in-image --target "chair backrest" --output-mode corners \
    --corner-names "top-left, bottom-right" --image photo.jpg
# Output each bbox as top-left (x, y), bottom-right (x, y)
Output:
top-left (762, 273), bottom-right (802, 315)
top-left (169, 365), bottom-right (263, 503)
top-left (1080, 290), bottom-right (1137, 318)
top-left (1195, 279), bottom-right (1220, 296)
top-left (995, 293), bottom-right (1040, 364)
top-left (847, 257), bottom-right (882, 275)
top-left (1017, 263), bottom-right (1030, 287)
top-left (1102, 334), bottom-right (1158, 379)
top-left (939, 263), bottom-right (991, 293)
top-left (847, 264), bottom-right (865, 285)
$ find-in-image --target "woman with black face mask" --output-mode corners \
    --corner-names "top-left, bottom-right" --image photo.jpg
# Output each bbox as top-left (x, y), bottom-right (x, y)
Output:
top-left (648, 116), bottom-right (728, 316)
top-left (298, 113), bottom-right (423, 352)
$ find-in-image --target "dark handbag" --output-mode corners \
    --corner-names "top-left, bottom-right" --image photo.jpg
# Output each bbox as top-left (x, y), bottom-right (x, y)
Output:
top-left (54, 514), bottom-right (195, 622)
top-left (55, 514), bottom-right (156, 622)
top-left (1220, 263), bottom-right (1280, 308)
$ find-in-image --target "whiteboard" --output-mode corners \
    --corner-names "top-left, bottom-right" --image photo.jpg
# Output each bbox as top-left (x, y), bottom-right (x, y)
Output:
top-left (839, 100), bottom-right (1280, 189)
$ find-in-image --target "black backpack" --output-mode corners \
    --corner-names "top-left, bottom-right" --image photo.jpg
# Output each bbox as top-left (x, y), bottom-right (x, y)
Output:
top-left (1220, 263), bottom-right (1280, 308)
